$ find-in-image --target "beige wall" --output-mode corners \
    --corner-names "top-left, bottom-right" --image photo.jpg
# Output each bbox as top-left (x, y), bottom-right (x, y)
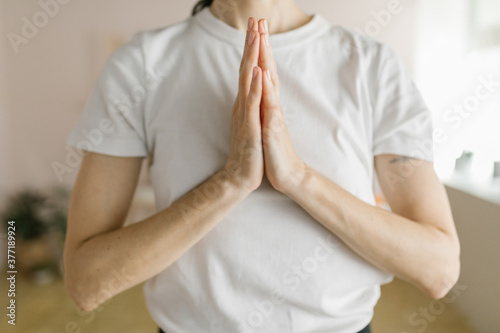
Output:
top-left (0, 6), bottom-right (11, 208)
top-left (445, 186), bottom-right (500, 332)
top-left (0, 0), bottom-right (419, 205)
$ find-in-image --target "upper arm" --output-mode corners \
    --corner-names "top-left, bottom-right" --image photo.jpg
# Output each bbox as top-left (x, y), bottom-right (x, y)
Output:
top-left (374, 154), bottom-right (459, 244)
top-left (64, 152), bottom-right (143, 256)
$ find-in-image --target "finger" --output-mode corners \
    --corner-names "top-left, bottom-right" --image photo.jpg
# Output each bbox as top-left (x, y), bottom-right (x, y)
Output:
top-left (258, 19), bottom-right (279, 94)
top-left (262, 69), bottom-right (279, 110)
top-left (239, 17), bottom-right (260, 96)
top-left (240, 17), bottom-right (257, 71)
top-left (262, 68), bottom-right (285, 133)
top-left (246, 66), bottom-right (262, 117)
top-left (240, 17), bottom-right (254, 70)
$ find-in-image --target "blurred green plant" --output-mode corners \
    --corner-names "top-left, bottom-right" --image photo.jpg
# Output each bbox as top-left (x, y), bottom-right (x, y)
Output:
top-left (2, 186), bottom-right (70, 240)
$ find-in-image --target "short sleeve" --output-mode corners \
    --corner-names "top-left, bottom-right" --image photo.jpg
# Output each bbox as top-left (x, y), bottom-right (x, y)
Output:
top-left (371, 44), bottom-right (434, 162)
top-left (66, 32), bottom-right (148, 157)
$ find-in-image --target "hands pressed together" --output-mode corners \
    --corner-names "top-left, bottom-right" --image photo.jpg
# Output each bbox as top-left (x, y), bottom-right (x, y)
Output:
top-left (223, 17), bottom-right (306, 194)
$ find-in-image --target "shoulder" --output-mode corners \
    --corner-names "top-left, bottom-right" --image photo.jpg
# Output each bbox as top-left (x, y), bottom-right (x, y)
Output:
top-left (98, 16), bottom-right (196, 89)
top-left (103, 16), bottom-right (196, 66)
top-left (316, 21), bottom-right (398, 71)
top-left (139, 15), bottom-right (197, 52)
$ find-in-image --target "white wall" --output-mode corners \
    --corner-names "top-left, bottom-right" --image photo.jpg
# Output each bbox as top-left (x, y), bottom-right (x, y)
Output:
top-left (0, 0), bottom-right (420, 204)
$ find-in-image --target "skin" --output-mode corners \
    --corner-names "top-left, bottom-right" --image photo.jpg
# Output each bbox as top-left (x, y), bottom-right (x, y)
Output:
top-left (64, 0), bottom-right (460, 312)
top-left (209, 0), bottom-right (312, 34)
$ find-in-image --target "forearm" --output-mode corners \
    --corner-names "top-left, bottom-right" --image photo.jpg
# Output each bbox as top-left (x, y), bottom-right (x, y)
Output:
top-left (65, 169), bottom-right (249, 311)
top-left (284, 165), bottom-right (459, 299)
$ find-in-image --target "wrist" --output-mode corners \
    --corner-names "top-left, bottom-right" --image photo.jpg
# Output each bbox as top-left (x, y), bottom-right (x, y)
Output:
top-left (215, 165), bottom-right (255, 198)
top-left (282, 162), bottom-right (312, 197)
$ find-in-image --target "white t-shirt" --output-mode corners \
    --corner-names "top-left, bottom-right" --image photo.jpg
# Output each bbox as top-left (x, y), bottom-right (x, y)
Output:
top-left (67, 7), bottom-right (433, 333)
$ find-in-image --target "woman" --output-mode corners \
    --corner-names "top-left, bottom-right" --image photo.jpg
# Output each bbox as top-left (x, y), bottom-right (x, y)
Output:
top-left (63, 0), bottom-right (461, 332)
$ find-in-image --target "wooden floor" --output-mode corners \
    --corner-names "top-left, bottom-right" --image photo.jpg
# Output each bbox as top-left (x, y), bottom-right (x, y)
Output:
top-left (0, 274), bottom-right (476, 333)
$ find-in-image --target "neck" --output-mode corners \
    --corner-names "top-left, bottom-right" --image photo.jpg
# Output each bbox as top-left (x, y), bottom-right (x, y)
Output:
top-left (209, 0), bottom-right (312, 34)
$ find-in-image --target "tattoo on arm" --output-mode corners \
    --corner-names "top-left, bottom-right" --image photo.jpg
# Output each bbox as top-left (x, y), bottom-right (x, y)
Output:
top-left (389, 156), bottom-right (416, 164)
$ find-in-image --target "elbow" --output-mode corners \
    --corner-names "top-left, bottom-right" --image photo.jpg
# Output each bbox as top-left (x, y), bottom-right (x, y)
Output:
top-left (63, 245), bottom-right (108, 312)
top-left (422, 246), bottom-right (461, 300)
top-left (74, 296), bottom-right (100, 313)
top-left (64, 272), bottom-right (102, 312)
top-left (424, 264), bottom-right (460, 300)
top-left (63, 258), bottom-right (105, 312)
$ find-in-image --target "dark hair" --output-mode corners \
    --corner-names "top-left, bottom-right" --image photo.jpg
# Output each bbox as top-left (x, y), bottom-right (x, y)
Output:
top-left (192, 0), bottom-right (213, 16)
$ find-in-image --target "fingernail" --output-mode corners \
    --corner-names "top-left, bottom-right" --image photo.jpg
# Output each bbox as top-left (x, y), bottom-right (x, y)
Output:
top-left (248, 31), bottom-right (255, 46)
top-left (247, 18), bottom-right (253, 31)
top-left (265, 69), bottom-right (271, 81)
top-left (252, 67), bottom-right (258, 79)
top-left (264, 19), bottom-right (269, 33)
